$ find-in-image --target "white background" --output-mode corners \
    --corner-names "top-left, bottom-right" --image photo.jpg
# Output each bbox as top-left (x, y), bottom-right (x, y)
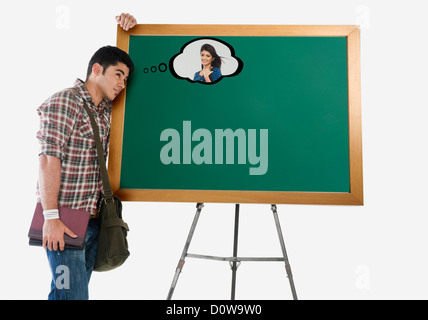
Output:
top-left (0, 0), bottom-right (427, 300)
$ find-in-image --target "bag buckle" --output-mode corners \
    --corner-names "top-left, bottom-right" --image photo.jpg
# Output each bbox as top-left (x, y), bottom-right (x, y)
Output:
top-left (103, 190), bottom-right (114, 204)
top-left (104, 197), bottom-right (115, 204)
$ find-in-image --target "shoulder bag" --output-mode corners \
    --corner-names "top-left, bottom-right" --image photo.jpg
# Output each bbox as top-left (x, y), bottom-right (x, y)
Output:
top-left (82, 102), bottom-right (130, 272)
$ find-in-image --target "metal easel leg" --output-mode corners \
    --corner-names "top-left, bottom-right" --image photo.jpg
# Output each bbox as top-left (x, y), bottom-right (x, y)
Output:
top-left (271, 204), bottom-right (298, 300)
top-left (167, 203), bottom-right (204, 300)
top-left (230, 204), bottom-right (240, 300)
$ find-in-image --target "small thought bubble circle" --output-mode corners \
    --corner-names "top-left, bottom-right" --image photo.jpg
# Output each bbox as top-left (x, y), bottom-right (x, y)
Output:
top-left (143, 63), bottom-right (168, 74)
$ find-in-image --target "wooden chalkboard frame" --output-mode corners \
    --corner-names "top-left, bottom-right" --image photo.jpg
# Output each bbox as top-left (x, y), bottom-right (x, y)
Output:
top-left (109, 25), bottom-right (363, 205)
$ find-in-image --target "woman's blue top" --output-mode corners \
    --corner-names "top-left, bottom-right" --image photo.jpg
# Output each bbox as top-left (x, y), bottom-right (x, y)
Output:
top-left (193, 67), bottom-right (222, 83)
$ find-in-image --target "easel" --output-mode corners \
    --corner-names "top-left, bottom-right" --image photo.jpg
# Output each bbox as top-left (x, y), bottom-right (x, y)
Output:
top-left (166, 203), bottom-right (298, 300)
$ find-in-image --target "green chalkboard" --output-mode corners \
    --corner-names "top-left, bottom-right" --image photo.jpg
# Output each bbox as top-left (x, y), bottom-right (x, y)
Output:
top-left (109, 25), bottom-right (363, 205)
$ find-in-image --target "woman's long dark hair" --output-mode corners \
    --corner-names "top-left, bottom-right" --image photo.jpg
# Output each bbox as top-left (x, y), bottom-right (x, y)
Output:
top-left (200, 44), bottom-right (223, 70)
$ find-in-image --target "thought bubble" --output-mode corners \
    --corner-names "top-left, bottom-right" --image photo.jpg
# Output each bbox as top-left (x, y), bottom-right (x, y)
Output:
top-left (169, 37), bottom-right (243, 85)
top-left (142, 63), bottom-right (168, 74)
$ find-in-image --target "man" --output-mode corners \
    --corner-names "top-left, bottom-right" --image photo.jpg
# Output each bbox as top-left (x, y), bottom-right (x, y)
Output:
top-left (36, 13), bottom-right (137, 300)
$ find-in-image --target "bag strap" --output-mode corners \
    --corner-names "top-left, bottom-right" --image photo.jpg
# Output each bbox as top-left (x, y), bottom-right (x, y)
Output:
top-left (82, 101), bottom-right (114, 202)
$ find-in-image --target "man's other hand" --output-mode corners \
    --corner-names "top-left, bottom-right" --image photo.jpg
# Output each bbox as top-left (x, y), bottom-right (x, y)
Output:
top-left (116, 13), bottom-right (137, 31)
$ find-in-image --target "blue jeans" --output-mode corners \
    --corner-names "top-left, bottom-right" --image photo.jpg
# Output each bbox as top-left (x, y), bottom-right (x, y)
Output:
top-left (46, 219), bottom-right (100, 300)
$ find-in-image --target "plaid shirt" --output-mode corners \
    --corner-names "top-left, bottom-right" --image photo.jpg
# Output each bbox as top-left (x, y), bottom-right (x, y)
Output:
top-left (36, 79), bottom-right (112, 215)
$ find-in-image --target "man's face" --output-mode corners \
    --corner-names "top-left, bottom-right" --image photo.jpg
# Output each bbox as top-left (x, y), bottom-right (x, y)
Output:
top-left (95, 62), bottom-right (130, 101)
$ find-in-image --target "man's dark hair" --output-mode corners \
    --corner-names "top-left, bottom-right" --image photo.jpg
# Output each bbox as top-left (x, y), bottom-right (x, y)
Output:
top-left (86, 45), bottom-right (134, 80)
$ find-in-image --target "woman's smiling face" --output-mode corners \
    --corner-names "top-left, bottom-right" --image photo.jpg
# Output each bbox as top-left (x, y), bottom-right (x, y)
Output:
top-left (200, 50), bottom-right (214, 67)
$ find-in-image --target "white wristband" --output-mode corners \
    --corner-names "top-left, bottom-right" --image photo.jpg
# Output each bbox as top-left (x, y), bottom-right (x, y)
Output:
top-left (43, 209), bottom-right (60, 220)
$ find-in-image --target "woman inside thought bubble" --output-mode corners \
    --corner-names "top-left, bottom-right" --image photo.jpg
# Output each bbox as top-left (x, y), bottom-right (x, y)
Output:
top-left (193, 44), bottom-right (223, 83)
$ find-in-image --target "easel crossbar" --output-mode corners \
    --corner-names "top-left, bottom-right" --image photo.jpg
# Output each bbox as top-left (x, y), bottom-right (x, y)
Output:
top-left (186, 253), bottom-right (284, 262)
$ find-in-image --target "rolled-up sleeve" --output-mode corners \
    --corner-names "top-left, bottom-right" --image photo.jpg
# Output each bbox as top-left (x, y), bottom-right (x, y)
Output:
top-left (36, 90), bottom-right (78, 160)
